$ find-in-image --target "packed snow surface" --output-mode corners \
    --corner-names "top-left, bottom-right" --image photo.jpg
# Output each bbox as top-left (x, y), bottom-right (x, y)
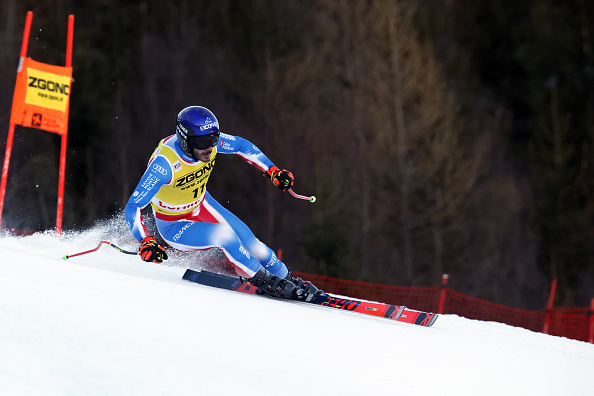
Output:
top-left (1, 222), bottom-right (593, 395)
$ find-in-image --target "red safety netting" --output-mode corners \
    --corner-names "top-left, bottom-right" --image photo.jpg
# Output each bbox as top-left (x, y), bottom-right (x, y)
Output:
top-left (293, 271), bottom-right (594, 343)
top-left (546, 307), bottom-right (592, 342)
top-left (442, 289), bottom-right (546, 332)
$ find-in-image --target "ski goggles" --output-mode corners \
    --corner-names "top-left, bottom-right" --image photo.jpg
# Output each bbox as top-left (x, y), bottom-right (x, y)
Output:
top-left (188, 132), bottom-right (220, 150)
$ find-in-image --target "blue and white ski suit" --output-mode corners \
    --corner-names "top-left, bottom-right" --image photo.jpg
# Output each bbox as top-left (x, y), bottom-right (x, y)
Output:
top-left (124, 133), bottom-right (288, 279)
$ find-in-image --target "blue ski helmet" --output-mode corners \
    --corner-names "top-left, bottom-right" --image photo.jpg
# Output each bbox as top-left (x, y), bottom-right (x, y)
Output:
top-left (176, 106), bottom-right (220, 155)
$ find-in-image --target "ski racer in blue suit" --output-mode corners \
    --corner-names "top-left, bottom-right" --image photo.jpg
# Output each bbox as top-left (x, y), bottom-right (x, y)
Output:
top-left (124, 106), bottom-right (322, 300)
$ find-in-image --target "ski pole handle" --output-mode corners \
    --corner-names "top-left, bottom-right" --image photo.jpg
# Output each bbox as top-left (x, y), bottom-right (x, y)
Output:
top-left (62, 240), bottom-right (138, 260)
top-left (288, 188), bottom-right (316, 203)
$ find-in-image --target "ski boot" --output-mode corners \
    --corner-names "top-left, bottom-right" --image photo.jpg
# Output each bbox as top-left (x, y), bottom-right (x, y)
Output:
top-left (248, 267), bottom-right (304, 300)
top-left (286, 271), bottom-right (326, 297)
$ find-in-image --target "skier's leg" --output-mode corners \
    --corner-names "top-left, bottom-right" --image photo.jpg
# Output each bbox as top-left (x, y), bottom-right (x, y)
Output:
top-left (156, 217), bottom-right (302, 299)
top-left (156, 217), bottom-right (260, 277)
top-left (199, 194), bottom-right (325, 296)
top-left (198, 192), bottom-right (289, 278)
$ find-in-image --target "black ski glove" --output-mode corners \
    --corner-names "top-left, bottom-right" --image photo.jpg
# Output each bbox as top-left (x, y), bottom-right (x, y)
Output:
top-left (265, 166), bottom-right (294, 192)
top-left (139, 236), bottom-right (168, 263)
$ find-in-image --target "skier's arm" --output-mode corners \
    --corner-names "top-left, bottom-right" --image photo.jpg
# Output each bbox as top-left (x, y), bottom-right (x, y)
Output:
top-left (124, 155), bottom-right (173, 242)
top-left (217, 133), bottom-right (275, 172)
top-left (217, 133), bottom-right (294, 190)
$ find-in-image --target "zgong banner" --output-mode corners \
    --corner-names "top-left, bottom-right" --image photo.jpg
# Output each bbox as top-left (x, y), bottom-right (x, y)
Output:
top-left (10, 57), bottom-right (72, 135)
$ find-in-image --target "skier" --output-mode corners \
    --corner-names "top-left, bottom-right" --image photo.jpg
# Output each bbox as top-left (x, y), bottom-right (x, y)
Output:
top-left (124, 105), bottom-right (323, 300)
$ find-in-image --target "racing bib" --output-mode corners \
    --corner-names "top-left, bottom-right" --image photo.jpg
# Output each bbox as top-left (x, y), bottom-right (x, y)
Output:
top-left (149, 139), bottom-right (217, 216)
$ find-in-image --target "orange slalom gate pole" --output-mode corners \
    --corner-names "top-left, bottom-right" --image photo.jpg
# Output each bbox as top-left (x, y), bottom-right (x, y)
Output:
top-left (542, 279), bottom-right (557, 335)
top-left (56, 131), bottom-right (68, 234)
top-left (19, 12), bottom-right (33, 63)
top-left (438, 274), bottom-right (449, 314)
top-left (66, 15), bottom-right (74, 68)
top-left (0, 123), bottom-right (16, 228)
top-left (588, 298), bottom-right (594, 344)
top-left (55, 14), bottom-right (74, 235)
top-left (0, 11), bottom-right (33, 229)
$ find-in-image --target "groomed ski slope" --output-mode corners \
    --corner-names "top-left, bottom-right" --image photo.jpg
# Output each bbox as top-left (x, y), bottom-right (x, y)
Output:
top-left (1, 220), bottom-right (593, 396)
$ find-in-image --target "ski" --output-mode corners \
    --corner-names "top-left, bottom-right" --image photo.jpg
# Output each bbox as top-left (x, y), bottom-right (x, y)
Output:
top-left (183, 269), bottom-right (437, 326)
top-left (396, 307), bottom-right (439, 327)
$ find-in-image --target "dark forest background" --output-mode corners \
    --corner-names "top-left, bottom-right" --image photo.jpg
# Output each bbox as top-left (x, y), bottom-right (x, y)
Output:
top-left (1, 0), bottom-right (592, 310)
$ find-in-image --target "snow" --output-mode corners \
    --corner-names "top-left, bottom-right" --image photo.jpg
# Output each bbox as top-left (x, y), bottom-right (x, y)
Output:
top-left (1, 224), bottom-right (594, 396)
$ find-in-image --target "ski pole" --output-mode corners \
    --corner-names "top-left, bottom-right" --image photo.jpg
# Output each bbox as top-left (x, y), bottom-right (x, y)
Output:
top-left (288, 188), bottom-right (316, 203)
top-left (62, 240), bottom-right (138, 260)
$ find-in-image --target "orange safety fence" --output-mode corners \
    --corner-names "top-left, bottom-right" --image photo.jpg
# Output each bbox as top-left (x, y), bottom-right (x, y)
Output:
top-left (293, 271), bottom-right (594, 344)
